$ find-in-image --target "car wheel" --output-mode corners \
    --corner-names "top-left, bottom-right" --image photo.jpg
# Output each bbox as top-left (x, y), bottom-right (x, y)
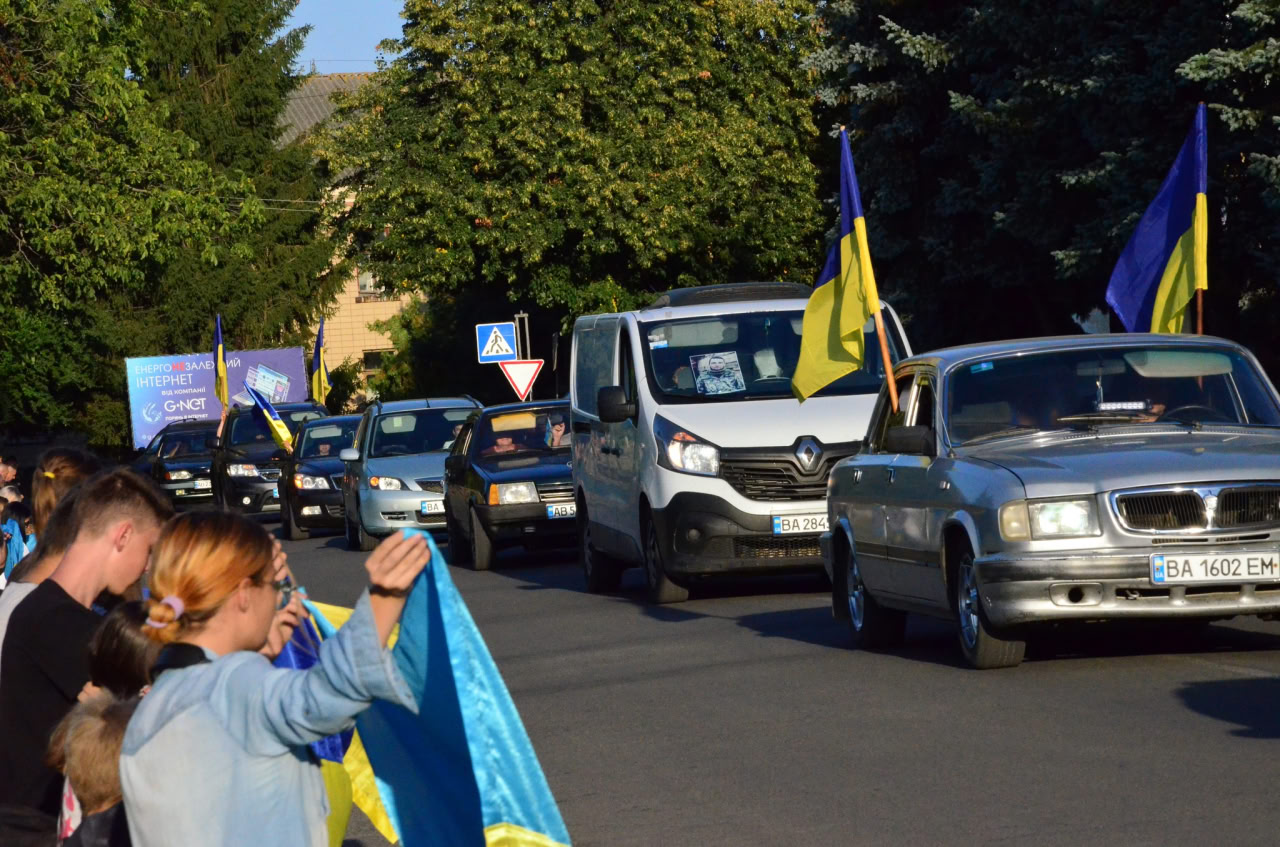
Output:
top-left (643, 514), bottom-right (688, 604)
top-left (955, 547), bottom-right (1025, 669)
top-left (283, 503), bottom-right (309, 541)
top-left (580, 504), bottom-right (621, 593)
top-left (446, 510), bottom-right (470, 563)
top-left (843, 546), bottom-right (905, 649)
top-left (469, 507), bottom-right (494, 571)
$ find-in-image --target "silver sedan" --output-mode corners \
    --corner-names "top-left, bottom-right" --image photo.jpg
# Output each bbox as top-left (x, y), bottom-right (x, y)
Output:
top-left (821, 333), bottom-right (1280, 668)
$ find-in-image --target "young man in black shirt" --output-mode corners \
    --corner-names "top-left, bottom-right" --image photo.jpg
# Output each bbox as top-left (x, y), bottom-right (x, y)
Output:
top-left (0, 469), bottom-right (172, 841)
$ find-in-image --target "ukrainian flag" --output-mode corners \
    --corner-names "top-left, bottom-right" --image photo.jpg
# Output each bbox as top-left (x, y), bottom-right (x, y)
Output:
top-left (214, 314), bottom-right (229, 408)
top-left (792, 129), bottom-right (882, 401)
top-left (308, 531), bottom-right (571, 847)
top-left (243, 381), bottom-right (294, 451)
top-left (1106, 103), bottom-right (1208, 333)
top-left (311, 319), bottom-right (331, 406)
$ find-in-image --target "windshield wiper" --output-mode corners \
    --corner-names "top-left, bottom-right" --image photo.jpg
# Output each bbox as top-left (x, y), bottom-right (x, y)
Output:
top-left (1054, 412), bottom-right (1147, 428)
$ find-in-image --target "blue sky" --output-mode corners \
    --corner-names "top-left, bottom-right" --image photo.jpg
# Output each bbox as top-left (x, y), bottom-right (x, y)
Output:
top-left (286, 0), bottom-right (405, 74)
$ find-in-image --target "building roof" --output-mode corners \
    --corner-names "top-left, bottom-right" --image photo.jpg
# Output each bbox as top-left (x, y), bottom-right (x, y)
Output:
top-left (278, 73), bottom-right (373, 148)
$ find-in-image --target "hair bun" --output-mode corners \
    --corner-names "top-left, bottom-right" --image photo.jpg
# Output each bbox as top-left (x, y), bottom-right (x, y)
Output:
top-left (143, 598), bottom-right (183, 643)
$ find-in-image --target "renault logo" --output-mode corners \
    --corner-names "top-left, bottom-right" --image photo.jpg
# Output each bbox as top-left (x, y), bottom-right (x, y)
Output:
top-left (795, 437), bottom-right (822, 472)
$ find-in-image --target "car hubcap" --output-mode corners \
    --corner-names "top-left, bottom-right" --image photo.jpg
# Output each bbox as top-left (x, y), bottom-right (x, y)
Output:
top-left (846, 554), bottom-right (865, 631)
top-left (959, 558), bottom-right (979, 649)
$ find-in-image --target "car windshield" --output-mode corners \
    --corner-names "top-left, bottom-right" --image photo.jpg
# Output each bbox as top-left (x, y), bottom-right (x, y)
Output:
top-left (947, 346), bottom-right (1280, 444)
top-left (640, 309), bottom-right (904, 403)
top-left (296, 419), bottom-right (359, 460)
top-left (229, 408), bottom-right (324, 446)
top-left (369, 409), bottom-right (474, 458)
top-left (473, 407), bottom-right (569, 458)
top-left (159, 430), bottom-right (215, 458)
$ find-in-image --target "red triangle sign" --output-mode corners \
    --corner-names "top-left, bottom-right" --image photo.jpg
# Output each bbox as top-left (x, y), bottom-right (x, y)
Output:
top-left (499, 359), bottom-right (544, 401)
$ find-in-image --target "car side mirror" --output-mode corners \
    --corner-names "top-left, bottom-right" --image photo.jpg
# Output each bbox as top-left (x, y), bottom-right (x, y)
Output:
top-left (884, 425), bottom-right (936, 458)
top-left (597, 386), bottom-right (636, 424)
top-left (207, 435), bottom-right (221, 449)
top-left (339, 448), bottom-right (359, 463)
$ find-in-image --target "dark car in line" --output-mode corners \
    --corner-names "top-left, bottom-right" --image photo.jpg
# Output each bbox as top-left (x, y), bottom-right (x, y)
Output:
top-left (281, 415), bottom-right (361, 540)
top-left (211, 401), bottom-right (328, 517)
top-left (132, 419), bottom-right (219, 509)
top-left (443, 400), bottom-right (575, 570)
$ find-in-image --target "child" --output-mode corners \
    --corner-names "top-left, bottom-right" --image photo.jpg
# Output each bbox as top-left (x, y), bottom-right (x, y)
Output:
top-left (48, 695), bottom-right (138, 847)
top-left (2, 499), bottom-right (33, 581)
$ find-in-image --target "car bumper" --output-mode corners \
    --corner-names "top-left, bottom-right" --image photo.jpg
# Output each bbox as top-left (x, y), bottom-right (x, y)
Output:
top-left (290, 489), bottom-right (345, 529)
top-left (359, 490), bottom-right (447, 536)
top-left (474, 502), bottom-right (578, 545)
top-left (222, 478), bottom-right (282, 515)
top-left (650, 492), bottom-right (825, 578)
top-left (161, 480), bottom-right (215, 507)
top-left (973, 548), bottom-right (1280, 627)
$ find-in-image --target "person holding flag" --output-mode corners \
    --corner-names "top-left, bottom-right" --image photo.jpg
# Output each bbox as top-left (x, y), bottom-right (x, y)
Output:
top-left (311, 319), bottom-right (331, 407)
top-left (214, 315), bottom-right (230, 438)
top-left (792, 128), bottom-right (898, 410)
top-left (244, 381), bottom-right (294, 454)
top-left (1106, 103), bottom-right (1209, 334)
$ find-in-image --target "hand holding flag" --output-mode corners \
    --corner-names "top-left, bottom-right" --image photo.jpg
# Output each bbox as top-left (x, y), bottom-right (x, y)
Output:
top-left (243, 381), bottom-right (294, 453)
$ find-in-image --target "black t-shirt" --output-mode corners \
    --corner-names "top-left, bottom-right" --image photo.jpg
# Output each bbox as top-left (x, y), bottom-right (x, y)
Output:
top-left (0, 580), bottom-right (99, 816)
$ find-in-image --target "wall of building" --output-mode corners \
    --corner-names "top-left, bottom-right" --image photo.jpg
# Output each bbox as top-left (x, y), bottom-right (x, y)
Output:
top-left (324, 266), bottom-right (411, 379)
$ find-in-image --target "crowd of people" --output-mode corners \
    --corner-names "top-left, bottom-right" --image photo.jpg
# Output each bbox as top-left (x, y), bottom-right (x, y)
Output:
top-left (0, 448), bottom-right (431, 846)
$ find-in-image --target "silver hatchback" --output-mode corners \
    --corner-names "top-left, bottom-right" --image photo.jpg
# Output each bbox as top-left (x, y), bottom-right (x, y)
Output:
top-left (822, 334), bottom-right (1280, 668)
top-left (340, 396), bottom-right (481, 550)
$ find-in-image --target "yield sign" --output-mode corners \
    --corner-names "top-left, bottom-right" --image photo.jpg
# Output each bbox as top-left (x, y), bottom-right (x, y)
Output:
top-left (499, 359), bottom-right (544, 401)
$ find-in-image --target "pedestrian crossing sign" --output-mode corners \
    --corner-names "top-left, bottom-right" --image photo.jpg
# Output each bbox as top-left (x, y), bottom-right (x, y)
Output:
top-left (476, 322), bottom-right (518, 363)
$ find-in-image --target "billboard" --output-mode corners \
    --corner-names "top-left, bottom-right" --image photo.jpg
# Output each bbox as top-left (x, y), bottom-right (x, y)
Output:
top-left (125, 348), bottom-right (308, 449)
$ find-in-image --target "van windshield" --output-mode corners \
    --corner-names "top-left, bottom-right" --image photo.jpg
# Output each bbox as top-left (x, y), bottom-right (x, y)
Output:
top-left (639, 309), bottom-right (903, 403)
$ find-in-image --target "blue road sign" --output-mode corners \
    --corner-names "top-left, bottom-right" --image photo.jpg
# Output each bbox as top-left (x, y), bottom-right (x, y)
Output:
top-left (476, 322), bottom-right (519, 363)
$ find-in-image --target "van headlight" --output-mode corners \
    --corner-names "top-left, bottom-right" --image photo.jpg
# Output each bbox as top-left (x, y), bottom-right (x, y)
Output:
top-left (999, 498), bottom-right (1099, 540)
top-left (653, 415), bottom-right (720, 476)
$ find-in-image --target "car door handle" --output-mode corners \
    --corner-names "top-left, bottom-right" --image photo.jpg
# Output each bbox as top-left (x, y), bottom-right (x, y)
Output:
top-left (851, 469), bottom-right (862, 484)
top-left (885, 468), bottom-right (895, 484)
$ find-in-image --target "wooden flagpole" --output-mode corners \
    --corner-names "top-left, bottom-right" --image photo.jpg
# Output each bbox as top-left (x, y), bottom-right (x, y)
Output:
top-left (874, 308), bottom-right (898, 413)
top-left (1196, 289), bottom-right (1204, 335)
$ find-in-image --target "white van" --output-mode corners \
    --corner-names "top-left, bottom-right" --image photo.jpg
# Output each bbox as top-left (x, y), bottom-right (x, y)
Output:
top-left (570, 282), bottom-right (911, 603)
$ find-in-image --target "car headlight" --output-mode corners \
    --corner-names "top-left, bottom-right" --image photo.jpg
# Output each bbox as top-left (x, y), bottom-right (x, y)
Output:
top-left (166, 470), bottom-right (192, 481)
top-left (293, 474), bottom-right (330, 490)
top-left (490, 481), bottom-right (539, 505)
top-left (368, 476), bottom-right (403, 491)
top-left (653, 414), bottom-right (720, 476)
top-left (999, 498), bottom-right (1099, 540)
top-left (226, 464), bottom-right (259, 477)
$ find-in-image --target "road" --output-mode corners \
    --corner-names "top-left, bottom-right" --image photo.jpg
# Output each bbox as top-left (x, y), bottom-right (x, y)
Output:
top-left (283, 527), bottom-right (1280, 847)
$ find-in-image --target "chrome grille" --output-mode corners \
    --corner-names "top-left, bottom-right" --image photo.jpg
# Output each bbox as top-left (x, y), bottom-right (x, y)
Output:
top-left (1115, 492), bottom-right (1205, 530)
top-left (416, 479), bottom-right (444, 494)
top-left (536, 480), bottom-right (574, 504)
top-left (719, 441), bottom-right (859, 502)
top-left (1218, 488), bottom-right (1280, 529)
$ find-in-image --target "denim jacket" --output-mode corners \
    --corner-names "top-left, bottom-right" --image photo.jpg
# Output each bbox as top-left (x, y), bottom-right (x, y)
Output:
top-left (120, 591), bottom-right (417, 847)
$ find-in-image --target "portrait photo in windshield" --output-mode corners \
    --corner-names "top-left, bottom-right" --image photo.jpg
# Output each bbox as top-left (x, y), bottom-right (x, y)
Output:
top-left (642, 310), bottom-right (903, 402)
top-left (474, 408), bottom-right (569, 458)
top-left (947, 346), bottom-right (1280, 444)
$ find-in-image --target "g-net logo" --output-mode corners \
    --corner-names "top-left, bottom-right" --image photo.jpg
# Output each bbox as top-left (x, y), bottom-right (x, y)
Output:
top-left (142, 403), bottom-right (162, 424)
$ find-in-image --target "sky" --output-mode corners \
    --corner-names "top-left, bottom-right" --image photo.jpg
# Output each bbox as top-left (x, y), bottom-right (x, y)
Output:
top-left (285, 0), bottom-right (405, 74)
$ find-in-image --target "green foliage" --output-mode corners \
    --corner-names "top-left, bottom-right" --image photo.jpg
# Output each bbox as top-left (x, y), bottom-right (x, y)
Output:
top-left (325, 0), bottom-right (825, 322)
top-left (0, 0), bottom-right (252, 436)
top-left (811, 0), bottom-right (1280, 365)
top-left (323, 358), bottom-right (364, 414)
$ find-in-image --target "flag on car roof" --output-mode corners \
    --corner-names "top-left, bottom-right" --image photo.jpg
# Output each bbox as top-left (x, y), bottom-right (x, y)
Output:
top-left (243, 381), bottom-right (294, 451)
top-left (311, 319), bottom-right (331, 406)
top-left (214, 315), bottom-right (229, 408)
top-left (1105, 103), bottom-right (1208, 334)
top-left (307, 531), bottom-right (571, 847)
top-left (792, 129), bottom-right (882, 401)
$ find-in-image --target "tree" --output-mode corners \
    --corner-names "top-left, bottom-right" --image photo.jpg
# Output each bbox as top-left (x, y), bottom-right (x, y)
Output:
top-left (325, 0), bottom-right (826, 323)
top-left (122, 0), bottom-right (347, 406)
top-left (809, 0), bottom-right (1280, 367)
top-left (0, 0), bottom-right (253, 437)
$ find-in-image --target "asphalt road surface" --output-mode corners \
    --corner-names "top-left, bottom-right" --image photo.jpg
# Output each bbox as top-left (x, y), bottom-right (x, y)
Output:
top-left (282, 526), bottom-right (1280, 847)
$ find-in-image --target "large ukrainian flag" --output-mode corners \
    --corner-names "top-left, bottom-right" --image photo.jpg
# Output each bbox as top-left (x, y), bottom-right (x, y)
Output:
top-left (311, 319), bottom-right (331, 406)
top-left (308, 531), bottom-right (571, 847)
top-left (244, 381), bottom-right (294, 451)
top-left (792, 129), bottom-right (882, 401)
top-left (1106, 103), bottom-right (1208, 333)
